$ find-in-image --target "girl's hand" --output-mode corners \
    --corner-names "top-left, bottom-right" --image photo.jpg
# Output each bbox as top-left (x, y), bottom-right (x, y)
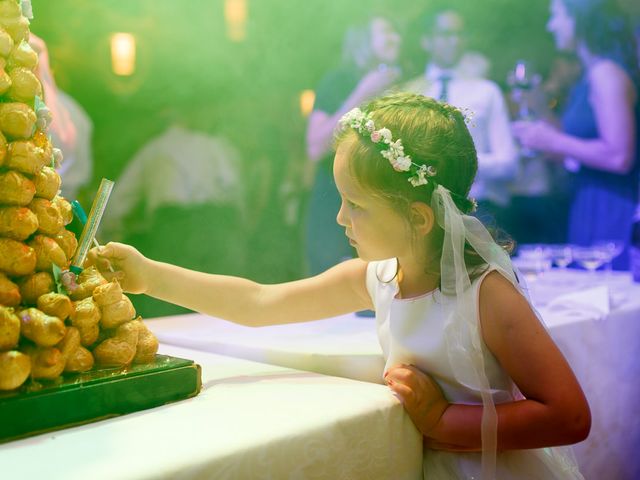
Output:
top-left (512, 120), bottom-right (561, 153)
top-left (384, 364), bottom-right (449, 436)
top-left (86, 242), bottom-right (151, 294)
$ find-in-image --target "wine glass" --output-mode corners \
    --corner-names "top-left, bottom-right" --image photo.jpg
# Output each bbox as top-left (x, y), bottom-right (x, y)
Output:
top-left (548, 244), bottom-right (573, 270)
top-left (516, 244), bottom-right (552, 281)
top-left (507, 60), bottom-right (542, 158)
top-left (593, 240), bottom-right (624, 273)
top-left (571, 246), bottom-right (609, 281)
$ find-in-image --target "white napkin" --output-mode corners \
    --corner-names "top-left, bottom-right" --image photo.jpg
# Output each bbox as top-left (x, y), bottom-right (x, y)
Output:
top-left (544, 285), bottom-right (610, 322)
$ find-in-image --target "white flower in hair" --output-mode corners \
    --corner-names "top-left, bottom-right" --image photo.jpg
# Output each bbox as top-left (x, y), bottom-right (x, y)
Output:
top-left (388, 139), bottom-right (404, 154)
top-left (364, 119), bottom-right (375, 133)
top-left (340, 108), bottom-right (366, 131)
top-left (409, 165), bottom-right (428, 186)
top-left (391, 155), bottom-right (412, 172)
top-left (339, 107), bottom-right (439, 187)
top-left (408, 164), bottom-right (437, 186)
top-left (378, 128), bottom-right (392, 144)
top-left (408, 175), bottom-right (428, 187)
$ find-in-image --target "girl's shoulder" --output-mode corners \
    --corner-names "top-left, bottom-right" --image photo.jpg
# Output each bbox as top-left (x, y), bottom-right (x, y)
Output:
top-left (477, 269), bottom-right (538, 341)
top-left (477, 269), bottom-right (518, 297)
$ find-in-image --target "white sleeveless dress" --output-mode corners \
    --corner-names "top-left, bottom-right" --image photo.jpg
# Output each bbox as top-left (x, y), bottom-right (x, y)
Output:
top-left (366, 259), bottom-right (584, 480)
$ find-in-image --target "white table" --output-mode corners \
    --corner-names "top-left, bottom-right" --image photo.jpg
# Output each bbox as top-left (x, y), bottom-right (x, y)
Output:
top-left (149, 268), bottom-right (640, 480)
top-left (0, 345), bottom-right (423, 480)
top-left (530, 270), bottom-right (640, 480)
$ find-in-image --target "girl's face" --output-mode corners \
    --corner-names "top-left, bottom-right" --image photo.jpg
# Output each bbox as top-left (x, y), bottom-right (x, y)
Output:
top-left (370, 18), bottom-right (401, 64)
top-left (547, 0), bottom-right (576, 51)
top-left (333, 141), bottom-right (413, 262)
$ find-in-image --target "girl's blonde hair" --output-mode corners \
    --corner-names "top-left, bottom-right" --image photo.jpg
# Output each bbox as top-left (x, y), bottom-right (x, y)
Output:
top-left (336, 92), bottom-right (512, 278)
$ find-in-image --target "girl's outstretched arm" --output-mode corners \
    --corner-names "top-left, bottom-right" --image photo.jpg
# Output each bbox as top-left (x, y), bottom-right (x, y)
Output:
top-left (387, 271), bottom-right (591, 451)
top-left (88, 242), bottom-right (372, 327)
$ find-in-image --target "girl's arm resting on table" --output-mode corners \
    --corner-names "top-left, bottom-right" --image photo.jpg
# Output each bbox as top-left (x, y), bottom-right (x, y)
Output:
top-left (91, 243), bottom-right (372, 326)
top-left (387, 271), bottom-right (591, 451)
top-left (426, 271), bottom-right (591, 451)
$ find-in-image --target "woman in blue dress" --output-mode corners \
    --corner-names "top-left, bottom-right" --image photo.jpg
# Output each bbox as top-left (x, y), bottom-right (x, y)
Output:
top-left (513, 0), bottom-right (639, 269)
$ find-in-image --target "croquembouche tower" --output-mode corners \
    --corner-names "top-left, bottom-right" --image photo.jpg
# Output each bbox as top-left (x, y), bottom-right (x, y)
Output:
top-left (0, 0), bottom-right (159, 393)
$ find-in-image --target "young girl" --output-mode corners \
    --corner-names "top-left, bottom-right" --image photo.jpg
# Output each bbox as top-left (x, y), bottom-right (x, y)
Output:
top-left (90, 93), bottom-right (590, 479)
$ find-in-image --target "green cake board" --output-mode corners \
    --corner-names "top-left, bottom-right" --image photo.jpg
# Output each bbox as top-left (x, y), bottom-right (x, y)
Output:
top-left (0, 354), bottom-right (202, 444)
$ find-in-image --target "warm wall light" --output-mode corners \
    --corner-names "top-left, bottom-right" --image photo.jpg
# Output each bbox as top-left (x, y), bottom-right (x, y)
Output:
top-left (224, 0), bottom-right (247, 42)
top-left (110, 33), bottom-right (136, 76)
top-left (299, 89), bottom-right (315, 117)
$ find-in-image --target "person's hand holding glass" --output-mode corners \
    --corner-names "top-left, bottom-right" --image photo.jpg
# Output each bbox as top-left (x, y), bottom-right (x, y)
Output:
top-left (508, 60), bottom-right (544, 158)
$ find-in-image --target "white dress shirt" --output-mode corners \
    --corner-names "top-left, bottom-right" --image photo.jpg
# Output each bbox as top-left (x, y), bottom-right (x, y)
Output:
top-left (405, 57), bottom-right (518, 205)
top-left (103, 124), bottom-right (244, 238)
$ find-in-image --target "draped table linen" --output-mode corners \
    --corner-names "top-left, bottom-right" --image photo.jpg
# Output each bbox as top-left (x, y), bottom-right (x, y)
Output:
top-left (151, 269), bottom-right (640, 480)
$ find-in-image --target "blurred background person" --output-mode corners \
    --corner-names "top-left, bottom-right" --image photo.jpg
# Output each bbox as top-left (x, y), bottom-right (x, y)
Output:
top-left (304, 16), bottom-right (401, 275)
top-left (504, 55), bottom-right (581, 245)
top-left (102, 109), bottom-right (247, 317)
top-left (405, 9), bottom-right (518, 229)
top-left (31, 33), bottom-right (93, 201)
top-left (513, 0), bottom-right (639, 269)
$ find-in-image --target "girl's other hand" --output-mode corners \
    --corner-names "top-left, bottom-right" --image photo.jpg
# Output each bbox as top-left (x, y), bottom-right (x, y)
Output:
top-left (86, 242), bottom-right (150, 294)
top-left (384, 364), bottom-right (449, 436)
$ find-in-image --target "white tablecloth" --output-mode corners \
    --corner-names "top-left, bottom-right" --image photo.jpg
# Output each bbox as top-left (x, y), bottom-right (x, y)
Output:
top-left (149, 269), bottom-right (640, 480)
top-left (0, 345), bottom-right (422, 480)
top-left (531, 270), bottom-right (640, 480)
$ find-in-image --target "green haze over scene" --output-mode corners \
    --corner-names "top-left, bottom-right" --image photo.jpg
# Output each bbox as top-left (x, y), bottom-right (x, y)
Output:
top-left (28, 0), bottom-right (589, 300)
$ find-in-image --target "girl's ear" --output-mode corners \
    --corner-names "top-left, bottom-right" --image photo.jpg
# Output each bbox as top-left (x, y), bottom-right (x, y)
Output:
top-left (409, 201), bottom-right (435, 237)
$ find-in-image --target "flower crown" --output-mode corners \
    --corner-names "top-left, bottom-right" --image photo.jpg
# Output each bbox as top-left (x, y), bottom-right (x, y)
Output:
top-left (339, 107), bottom-right (437, 187)
top-left (338, 107), bottom-right (478, 213)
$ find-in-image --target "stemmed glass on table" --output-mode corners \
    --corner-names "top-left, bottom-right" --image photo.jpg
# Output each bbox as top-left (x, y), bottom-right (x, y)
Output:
top-left (546, 244), bottom-right (574, 285)
top-left (548, 244), bottom-right (573, 270)
top-left (592, 240), bottom-right (624, 273)
top-left (571, 245), bottom-right (610, 282)
top-left (516, 244), bottom-right (552, 281)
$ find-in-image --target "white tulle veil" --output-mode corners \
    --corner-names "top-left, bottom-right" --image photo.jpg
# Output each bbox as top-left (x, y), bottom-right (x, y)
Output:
top-left (431, 184), bottom-right (583, 480)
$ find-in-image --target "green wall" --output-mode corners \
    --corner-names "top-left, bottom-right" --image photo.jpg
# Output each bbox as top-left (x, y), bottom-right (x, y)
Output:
top-left (30, 0), bottom-right (554, 283)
